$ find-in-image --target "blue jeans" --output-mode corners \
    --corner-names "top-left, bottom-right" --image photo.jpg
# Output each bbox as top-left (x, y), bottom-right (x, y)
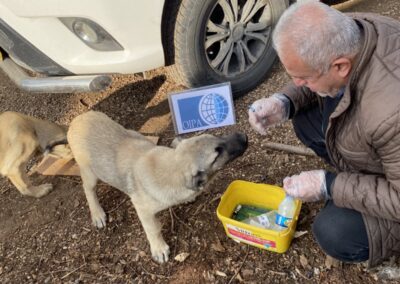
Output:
top-left (292, 107), bottom-right (369, 262)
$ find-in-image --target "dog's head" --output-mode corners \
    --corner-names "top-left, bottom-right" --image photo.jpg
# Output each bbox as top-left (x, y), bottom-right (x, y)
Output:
top-left (173, 132), bottom-right (248, 191)
top-left (44, 138), bottom-right (73, 159)
top-left (49, 144), bottom-right (73, 159)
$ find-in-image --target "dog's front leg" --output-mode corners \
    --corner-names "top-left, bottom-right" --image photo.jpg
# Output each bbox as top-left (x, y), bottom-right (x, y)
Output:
top-left (8, 165), bottom-right (52, 198)
top-left (80, 168), bottom-right (106, 228)
top-left (2, 141), bottom-right (52, 198)
top-left (134, 204), bottom-right (170, 263)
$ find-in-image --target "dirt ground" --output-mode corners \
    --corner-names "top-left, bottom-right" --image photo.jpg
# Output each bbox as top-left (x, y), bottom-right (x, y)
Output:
top-left (1, 1), bottom-right (400, 283)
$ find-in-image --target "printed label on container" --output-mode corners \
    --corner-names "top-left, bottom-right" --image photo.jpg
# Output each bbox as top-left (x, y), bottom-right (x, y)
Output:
top-left (275, 214), bottom-right (292, 228)
top-left (226, 224), bottom-right (276, 248)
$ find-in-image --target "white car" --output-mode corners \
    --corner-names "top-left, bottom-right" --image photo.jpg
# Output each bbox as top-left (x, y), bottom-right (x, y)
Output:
top-left (0, 0), bottom-right (342, 98)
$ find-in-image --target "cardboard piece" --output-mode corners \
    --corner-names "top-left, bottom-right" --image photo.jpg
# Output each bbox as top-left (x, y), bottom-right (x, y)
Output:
top-left (35, 156), bottom-right (80, 176)
top-left (144, 135), bottom-right (159, 144)
top-left (35, 135), bottom-right (160, 176)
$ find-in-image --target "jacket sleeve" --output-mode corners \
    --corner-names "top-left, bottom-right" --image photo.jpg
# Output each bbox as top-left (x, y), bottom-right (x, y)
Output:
top-left (281, 83), bottom-right (319, 114)
top-left (332, 110), bottom-right (400, 222)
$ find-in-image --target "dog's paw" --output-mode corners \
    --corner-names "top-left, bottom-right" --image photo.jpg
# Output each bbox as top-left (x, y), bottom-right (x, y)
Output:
top-left (91, 208), bottom-right (107, 228)
top-left (151, 243), bottom-right (170, 264)
top-left (32, 183), bottom-right (53, 198)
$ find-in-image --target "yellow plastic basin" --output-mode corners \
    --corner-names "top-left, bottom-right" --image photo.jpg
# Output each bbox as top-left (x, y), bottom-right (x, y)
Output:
top-left (217, 180), bottom-right (302, 253)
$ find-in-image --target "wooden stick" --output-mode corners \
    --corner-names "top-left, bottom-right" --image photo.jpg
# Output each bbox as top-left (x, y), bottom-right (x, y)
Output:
top-left (262, 141), bottom-right (317, 157)
top-left (333, 0), bottom-right (364, 12)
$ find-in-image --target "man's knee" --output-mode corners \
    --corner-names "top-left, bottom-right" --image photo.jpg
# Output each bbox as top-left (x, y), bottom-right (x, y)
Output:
top-left (312, 202), bottom-right (369, 263)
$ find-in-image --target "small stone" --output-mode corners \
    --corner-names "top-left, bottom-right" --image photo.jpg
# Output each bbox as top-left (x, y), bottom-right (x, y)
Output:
top-left (215, 270), bottom-right (227, 277)
top-left (174, 252), bottom-right (190, 262)
top-left (300, 254), bottom-right (308, 269)
top-left (211, 242), bottom-right (225, 252)
top-left (115, 264), bottom-right (124, 274)
top-left (242, 269), bottom-right (254, 277)
top-left (325, 255), bottom-right (341, 269)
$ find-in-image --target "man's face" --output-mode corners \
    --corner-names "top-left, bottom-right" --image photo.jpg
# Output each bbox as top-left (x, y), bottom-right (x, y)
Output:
top-left (280, 46), bottom-right (346, 98)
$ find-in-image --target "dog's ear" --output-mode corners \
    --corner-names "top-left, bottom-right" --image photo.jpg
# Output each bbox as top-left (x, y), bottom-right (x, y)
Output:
top-left (44, 138), bottom-right (72, 159)
top-left (170, 136), bottom-right (183, 148)
top-left (47, 144), bottom-right (73, 159)
top-left (184, 170), bottom-right (208, 191)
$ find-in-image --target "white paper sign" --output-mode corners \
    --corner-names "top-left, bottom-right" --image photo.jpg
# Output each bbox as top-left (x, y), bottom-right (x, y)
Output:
top-left (168, 82), bottom-right (236, 134)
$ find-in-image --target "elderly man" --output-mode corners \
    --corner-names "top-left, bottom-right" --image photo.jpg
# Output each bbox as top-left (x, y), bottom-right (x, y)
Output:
top-left (248, 1), bottom-right (400, 270)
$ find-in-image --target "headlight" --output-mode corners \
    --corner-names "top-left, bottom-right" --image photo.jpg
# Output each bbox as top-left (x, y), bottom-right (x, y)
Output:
top-left (60, 17), bottom-right (123, 51)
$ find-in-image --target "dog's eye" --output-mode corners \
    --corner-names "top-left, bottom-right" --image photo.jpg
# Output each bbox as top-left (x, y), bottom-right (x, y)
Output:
top-left (215, 146), bottom-right (224, 155)
top-left (211, 146), bottom-right (224, 166)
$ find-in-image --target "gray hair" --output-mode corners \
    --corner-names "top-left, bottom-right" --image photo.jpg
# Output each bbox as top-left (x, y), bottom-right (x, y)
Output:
top-left (272, 1), bottom-right (362, 73)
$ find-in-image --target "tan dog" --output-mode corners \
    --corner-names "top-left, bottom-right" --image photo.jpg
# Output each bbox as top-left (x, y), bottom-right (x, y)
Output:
top-left (67, 111), bottom-right (247, 263)
top-left (0, 111), bottom-right (71, 198)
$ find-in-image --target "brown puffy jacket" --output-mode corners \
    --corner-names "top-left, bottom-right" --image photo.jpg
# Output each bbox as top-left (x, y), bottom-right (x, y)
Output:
top-left (281, 13), bottom-right (400, 267)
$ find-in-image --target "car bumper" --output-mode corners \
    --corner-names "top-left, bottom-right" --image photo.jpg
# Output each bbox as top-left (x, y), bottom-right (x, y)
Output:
top-left (0, 0), bottom-right (166, 75)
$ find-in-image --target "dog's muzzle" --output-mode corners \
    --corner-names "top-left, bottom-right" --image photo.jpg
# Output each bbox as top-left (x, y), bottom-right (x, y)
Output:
top-left (224, 132), bottom-right (248, 159)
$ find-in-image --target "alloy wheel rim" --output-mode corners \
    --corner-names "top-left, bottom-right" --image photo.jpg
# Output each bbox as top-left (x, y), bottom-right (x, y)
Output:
top-left (205, 0), bottom-right (273, 78)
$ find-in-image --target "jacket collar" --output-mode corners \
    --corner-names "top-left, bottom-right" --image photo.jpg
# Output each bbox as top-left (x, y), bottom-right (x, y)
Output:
top-left (330, 17), bottom-right (377, 120)
top-left (348, 18), bottom-right (378, 95)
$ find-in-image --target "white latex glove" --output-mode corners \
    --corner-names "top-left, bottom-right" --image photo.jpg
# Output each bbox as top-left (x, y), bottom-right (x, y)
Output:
top-left (248, 93), bottom-right (290, 135)
top-left (283, 170), bottom-right (327, 202)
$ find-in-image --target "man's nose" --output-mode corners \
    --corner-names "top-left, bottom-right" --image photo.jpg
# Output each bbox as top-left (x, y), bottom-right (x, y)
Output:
top-left (293, 77), bottom-right (307, 86)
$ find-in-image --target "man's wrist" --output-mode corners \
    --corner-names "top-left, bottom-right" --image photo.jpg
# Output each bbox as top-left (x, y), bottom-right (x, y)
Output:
top-left (325, 171), bottom-right (337, 200)
top-left (272, 93), bottom-right (291, 120)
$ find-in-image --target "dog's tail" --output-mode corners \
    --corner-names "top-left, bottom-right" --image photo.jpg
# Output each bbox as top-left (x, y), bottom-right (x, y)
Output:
top-left (43, 138), bottom-right (69, 156)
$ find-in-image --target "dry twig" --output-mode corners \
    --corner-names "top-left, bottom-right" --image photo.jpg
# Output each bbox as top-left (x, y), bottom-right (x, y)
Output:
top-left (295, 267), bottom-right (310, 280)
top-left (1, 187), bottom-right (10, 194)
top-left (106, 197), bottom-right (129, 214)
top-left (61, 264), bottom-right (86, 280)
top-left (169, 208), bottom-right (175, 233)
top-left (268, 270), bottom-right (287, 276)
top-left (170, 209), bottom-right (195, 233)
top-left (228, 245), bottom-right (250, 284)
top-left (58, 176), bottom-right (82, 184)
top-left (139, 265), bottom-right (170, 279)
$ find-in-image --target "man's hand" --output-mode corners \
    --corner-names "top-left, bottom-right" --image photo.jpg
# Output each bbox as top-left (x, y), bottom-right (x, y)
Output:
top-left (248, 94), bottom-right (289, 135)
top-left (283, 170), bottom-right (328, 202)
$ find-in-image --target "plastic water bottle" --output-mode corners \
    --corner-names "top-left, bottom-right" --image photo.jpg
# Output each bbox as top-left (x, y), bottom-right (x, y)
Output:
top-left (241, 210), bottom-right (276, 229)
top-left (274, 195), bottom-right (296, 231)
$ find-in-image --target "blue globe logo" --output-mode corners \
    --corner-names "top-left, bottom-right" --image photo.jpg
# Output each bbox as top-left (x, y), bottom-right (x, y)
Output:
top-left (199, 93), bottom-right (229, 125)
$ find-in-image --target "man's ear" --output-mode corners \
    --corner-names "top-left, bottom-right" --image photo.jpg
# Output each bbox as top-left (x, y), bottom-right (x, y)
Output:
top-left (170, 136), bottom-right (183, 148)
top-left (332, 57), bottom-right (352, 78)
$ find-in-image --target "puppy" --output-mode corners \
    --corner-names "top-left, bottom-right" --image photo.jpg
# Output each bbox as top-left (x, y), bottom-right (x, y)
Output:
top-left (0, 111), bottom-right (72, 198)
top-left (67, 111), bottom-right (247, 263)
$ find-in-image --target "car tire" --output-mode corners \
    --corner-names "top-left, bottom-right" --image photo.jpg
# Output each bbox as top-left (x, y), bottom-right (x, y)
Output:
top-left (171, 0), bottom-right (289, 98)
